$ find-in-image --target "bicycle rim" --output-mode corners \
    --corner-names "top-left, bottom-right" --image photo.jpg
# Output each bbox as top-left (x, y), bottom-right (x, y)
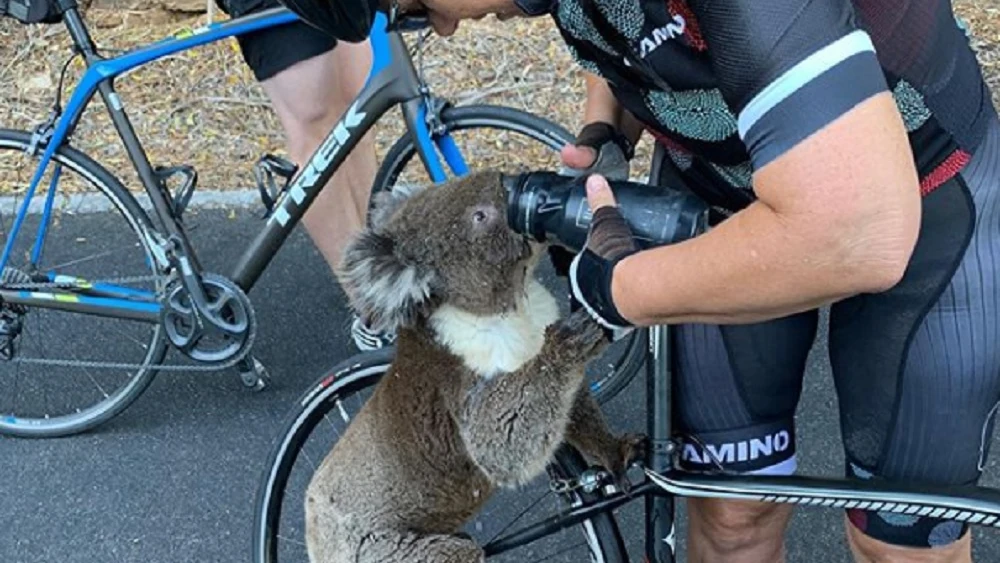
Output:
top-left (252, 348), bottom-right (628, 563)
top-left (0, 130), bottom-right (166, 437)
top-left (372, 104), bottom-right (645, 404)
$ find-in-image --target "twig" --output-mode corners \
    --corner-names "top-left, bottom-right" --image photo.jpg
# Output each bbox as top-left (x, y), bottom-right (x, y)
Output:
top-left (199, 96), bottom-right (272, 108)
top-left (454, 81), bottom-right (547, 106)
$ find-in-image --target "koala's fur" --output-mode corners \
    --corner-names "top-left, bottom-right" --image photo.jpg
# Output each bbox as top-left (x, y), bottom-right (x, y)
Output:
top-left (305, 171), bottom-right (644, 563)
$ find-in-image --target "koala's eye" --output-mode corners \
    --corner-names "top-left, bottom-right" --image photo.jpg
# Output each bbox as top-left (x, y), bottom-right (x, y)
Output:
top-left (472, 210), bottom-right (488, 224)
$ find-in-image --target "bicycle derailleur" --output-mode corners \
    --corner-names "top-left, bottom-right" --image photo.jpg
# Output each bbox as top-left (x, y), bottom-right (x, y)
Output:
top-left (160, 271), bottom-right (257, 368)
top-left (0, 268), bottom-right (31, 361)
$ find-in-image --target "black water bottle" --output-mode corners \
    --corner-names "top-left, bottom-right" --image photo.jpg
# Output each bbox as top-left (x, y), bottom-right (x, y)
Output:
top-left (502, 171), bottom-right (709, 252)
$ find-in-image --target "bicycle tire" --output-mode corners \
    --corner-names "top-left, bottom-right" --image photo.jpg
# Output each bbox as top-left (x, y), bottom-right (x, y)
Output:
top-left (0, 129), bottom-right (167, 438)
top-left (252, 347), bottom-right (629, 563)
top-left (371, 104), bottom-right (645, 404)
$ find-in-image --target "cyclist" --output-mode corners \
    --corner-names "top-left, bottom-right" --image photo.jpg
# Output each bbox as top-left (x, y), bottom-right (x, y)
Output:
top-left (213, 0), bottom-right (396, 351)
top-left (276, 0), bottom-right (1000, 561)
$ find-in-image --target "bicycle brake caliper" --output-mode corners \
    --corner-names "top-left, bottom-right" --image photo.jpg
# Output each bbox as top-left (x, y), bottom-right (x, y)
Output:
top-left (27, 108), bottom-right (60, 156)
top-left (254, 154), bottom-right (298, 218)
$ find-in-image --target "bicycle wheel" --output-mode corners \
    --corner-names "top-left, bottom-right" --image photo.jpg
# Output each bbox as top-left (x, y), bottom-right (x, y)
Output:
top-left (372, 104), bottom-right (645, 404)
top-left (253, 348), bottom-right (629, 563)
top-left (0, 129), bottom-right (167, 437)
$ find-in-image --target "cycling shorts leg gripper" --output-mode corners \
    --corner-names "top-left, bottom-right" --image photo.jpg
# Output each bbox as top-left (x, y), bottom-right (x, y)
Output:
top-left (672, 311), bottom-right (817, 475)
top-left (831, 116), bottom-right (1000, 548)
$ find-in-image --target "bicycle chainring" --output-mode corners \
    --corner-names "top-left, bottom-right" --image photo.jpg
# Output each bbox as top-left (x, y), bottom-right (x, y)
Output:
top-left (161, 272), bottom-right (256, 364)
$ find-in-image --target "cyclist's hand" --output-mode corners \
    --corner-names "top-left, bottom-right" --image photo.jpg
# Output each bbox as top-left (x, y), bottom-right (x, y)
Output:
top-left (559, 122), bottom-right (632, 181)
top-left (569, 174), bottom-right (640, 332)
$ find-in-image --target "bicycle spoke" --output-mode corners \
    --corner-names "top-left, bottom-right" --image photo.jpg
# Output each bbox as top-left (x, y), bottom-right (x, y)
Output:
top-left (525, 539), bottom-right (596, 563)
top-left (69, 348), bottom-right (110, 398)
top-left (45, 249), bottom-right (120, 272)
top-left (485, 490), bottom-right (554, 545)
top-left (322, 413), bottom-right (343, 440)
top-left (300, 448), bottom-right (317, 471)
top-left (276, 535), bottom-right (307, 547)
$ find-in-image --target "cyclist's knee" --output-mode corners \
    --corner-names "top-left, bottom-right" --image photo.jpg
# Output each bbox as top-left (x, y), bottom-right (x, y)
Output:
top-left (688, 498), bottom-right (792, 555)
top-left (262, 48), bottom-right (371, 148)
top-left (844, 462), bottom-right (976, 551)
top-left (846, 512), bottom-right (972, 563)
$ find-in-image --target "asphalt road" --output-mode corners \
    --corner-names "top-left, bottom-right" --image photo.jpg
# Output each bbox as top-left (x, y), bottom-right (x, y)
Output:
top-left (2, 207), bottom-right (999, 562)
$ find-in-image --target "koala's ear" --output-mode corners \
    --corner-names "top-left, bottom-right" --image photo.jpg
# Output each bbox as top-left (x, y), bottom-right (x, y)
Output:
top-left (368, 185), bottom-right (427, 233)
top-left (337, 228), bottom-right (435, 334)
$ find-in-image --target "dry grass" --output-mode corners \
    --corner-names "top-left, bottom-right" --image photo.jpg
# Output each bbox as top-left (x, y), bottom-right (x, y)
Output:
top-left (1, 1), bottom-right (1000, 195)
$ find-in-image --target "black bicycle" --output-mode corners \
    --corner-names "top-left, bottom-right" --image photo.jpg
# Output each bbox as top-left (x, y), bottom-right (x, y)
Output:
top-left (253, 147), bottom-right (1000, 563)
top-left (0, 1), bottom-right (645, 437)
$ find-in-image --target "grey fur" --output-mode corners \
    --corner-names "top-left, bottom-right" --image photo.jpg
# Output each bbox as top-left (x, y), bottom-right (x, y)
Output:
top-left (308, 171), bottom-right (646, 563)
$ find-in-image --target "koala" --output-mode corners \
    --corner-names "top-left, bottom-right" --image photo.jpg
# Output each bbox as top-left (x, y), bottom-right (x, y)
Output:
top-left (304, 171), bottom-right (646, 563)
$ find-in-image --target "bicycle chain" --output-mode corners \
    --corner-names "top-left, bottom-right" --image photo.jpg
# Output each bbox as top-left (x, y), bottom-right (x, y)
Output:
top-left (0, 274), bottom-right (256, 373)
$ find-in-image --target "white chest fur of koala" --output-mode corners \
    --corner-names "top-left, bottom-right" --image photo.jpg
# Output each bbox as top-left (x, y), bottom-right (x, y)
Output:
top-left (431, 279), bottom-right (558, 378)
top-left (304, 172), bottom-right (645, 563)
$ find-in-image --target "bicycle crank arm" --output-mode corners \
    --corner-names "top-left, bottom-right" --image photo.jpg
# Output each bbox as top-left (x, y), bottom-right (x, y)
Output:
top-left (0, 289), bottom-right (160, 323)
top-left (646, 469), bottom-right (1000, 527)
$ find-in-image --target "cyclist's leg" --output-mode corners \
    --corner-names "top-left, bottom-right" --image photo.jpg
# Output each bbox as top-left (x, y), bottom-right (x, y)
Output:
top-left (647, 145), bottom-right (815, 561)
top-left (672, 312), bottom-right (817, 562)
top-left (224, 1), bottom-right (388, 349)
top-left (829, 115), bottom-right (1000, 562)
top-left (254, 37), bottom-right (375, 276)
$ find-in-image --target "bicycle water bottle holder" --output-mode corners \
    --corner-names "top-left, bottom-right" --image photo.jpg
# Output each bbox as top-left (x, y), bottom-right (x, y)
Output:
top-left (154, 165), bottom-right (197, 218)
top-left (254, 153), bottom-right (298, 218)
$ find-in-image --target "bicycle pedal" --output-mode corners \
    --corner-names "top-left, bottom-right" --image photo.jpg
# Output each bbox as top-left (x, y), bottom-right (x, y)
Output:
top-left (254, 154), bottom-right (298, 218)
top-left (237, 356), bottom-right (270, 392)
top-left (154, 165), bottom-right (198, 217)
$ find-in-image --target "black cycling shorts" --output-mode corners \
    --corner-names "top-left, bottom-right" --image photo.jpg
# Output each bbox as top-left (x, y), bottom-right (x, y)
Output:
top-left (667, 111), bottom-right (1000, 547)
top-left (216, 0), bottom-right (337, 82)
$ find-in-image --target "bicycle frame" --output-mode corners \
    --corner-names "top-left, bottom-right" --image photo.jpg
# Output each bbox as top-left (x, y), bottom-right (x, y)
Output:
top-left (0, 5), bottom-right (469, 321)
top-left (477, 323), bottom-right (1000, 562)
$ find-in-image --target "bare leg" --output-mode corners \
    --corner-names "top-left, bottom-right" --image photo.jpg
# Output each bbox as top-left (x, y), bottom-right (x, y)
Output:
top-left (260, 40), bottom-right (376, 275)
top-left (845, 516), bottom-right (972, 563)
top-left (686, 498), bottom-right (793, 563)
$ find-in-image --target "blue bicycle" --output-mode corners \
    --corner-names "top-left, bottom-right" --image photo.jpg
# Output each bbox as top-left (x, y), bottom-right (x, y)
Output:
top-left (0, 0), bottom-right (646, 437)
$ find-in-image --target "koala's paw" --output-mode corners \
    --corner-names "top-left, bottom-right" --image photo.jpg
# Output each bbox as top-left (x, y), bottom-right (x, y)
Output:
top-left (609, 433), bottom-right (649, 494)
top-left (551, 309), bottom-right (608, 360)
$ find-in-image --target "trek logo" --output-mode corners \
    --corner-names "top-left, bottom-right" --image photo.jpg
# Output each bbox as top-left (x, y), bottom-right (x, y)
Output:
top-left (270, 101), bottom-right (367, 227)
top-left (623, 13), bottom-right (686, 67)
top-left (681, 430), bottom-right (792, 465)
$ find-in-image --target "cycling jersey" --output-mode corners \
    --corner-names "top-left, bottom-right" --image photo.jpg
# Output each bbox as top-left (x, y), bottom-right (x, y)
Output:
top-left (551, 0), bottom-right (1000, 549)
top-left (551, 0), bottom-right (991, 218)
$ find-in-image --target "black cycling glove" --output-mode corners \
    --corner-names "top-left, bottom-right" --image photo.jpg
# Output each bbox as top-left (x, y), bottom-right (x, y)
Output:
top-left (569, 204), bottom-right (639, 331)
top-left (559, 121), bottom-right (633, 182)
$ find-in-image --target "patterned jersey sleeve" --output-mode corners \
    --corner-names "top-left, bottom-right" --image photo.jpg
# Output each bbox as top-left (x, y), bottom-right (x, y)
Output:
top-left (687, 0), bottom-right (890, 169)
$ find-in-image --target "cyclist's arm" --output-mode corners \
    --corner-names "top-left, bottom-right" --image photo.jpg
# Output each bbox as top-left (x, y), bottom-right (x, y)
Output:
top-left (607, 2), bottom-right (921, 326)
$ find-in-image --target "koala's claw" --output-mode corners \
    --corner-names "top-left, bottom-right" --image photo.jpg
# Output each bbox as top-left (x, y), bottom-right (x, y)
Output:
top-left (608, 433), bottom-right (648, 494)
top-left (553, 309), bottom-right (607, 358)
top-left (620, 433), bottom-right (649, 469)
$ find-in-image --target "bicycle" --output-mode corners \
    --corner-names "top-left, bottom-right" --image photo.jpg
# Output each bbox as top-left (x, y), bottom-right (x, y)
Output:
top-left (0, 1), bottom-right (647, 437)
top-left (253, 146), bottom-right (1000, 562)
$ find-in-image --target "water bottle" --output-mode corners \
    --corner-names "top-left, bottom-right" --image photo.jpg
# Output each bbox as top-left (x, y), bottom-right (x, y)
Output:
top-left (501, 171), bottom-right (709, 252)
